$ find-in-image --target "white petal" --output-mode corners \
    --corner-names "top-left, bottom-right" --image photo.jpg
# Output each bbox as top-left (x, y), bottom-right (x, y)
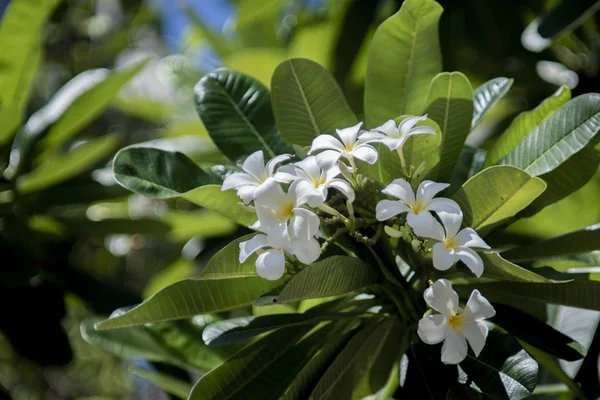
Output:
top-left (255, 204), bottom-right (284, 232)
top-left (328, 179), bottom-right (355, 203)
top-left (222, 172), bottom-right (258, 191)
top-left (291, 207), bottom-right (320, 241)
top-left (438, 211), bottom-right (463, 239)
top-left (456, 247), bottom-right (484, 277)
top-left (418, 314), bottom-right (448, 345)
top-left (433, 242), bottom-right (457, 271)
top-left (407, 212), bottom-right (436, 237)
top-left (237, 185), bottom-right (257, 205)
top-left (398, 115), bottom-right (427, 135)
top-left (380, 137), bottom-right (405, 150)
top-left (309, 134), bottom-right (345, 153)
top-left (417, 180), bottom-right (450, 205)
top-left (252, 178), bottom-right (280, 200)
top-left (359, 131), bottom-right (387, 142)
top-left (426, 198), bottom-right (462, 214)
top-left (273, 164), bottom-right (297, 183)
top-left (265, 154), bottom-right (292, 176)
top-left (324, 165), bottom-right (341, 182)
top-left (242, 150), bottom-right (266, 179)
top-left (296, 156), bottom-right (322, 179)
top-left (382, 178), bottom-right (415, 204)
top-left (336, 122), bottom-right (362, 147)
top-left (456, 228), bottom-right (490, 249)
top-left (254, 181), bottom-right (288, 208)
top-left (375, 120), bottom-right (399, 137)
top-left (441, 331), bottom-right (468, 364)
top-left (376, 200), bottom-right (410, 221)
top-left (416, 217), bottom-right (445, 241)
top-left (315, 150), bottom-right (342, 170)
top-left (239, 234), bottom-right (268, 263)
top-left (405, 126), bottom-right (436, 137)
top-left (462, 321), bottom-right (488, 357)
top-left (424, 278), bottom-right (459, 316)
top-left (463, 289), bottom-right (496, 321)
top-left (293, 180), bottom-right (324, 206)
top-left (256, 249), bottom-right (286, 280)
top-left (291, 237), bottom-right (321, 264)
top-left (352, 144), bottom-right (378, 164)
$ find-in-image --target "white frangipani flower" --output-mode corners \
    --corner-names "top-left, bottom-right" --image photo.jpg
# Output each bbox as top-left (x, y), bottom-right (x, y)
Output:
top-left (308, 122), bottom-right (378, 170)
top-left (418, 279), bottom-right (496, 364)
top-left (275, 156), bottom-right (355, 207)
top-left (254, 182), bottom-right (320, 242)
top-left (239, 230), bottom-right (320, 280)
top-left (376, 178), bottom-right (461, 234)
top-left (222, 150), bottom-right (291, 204)
top-left (419, 212), bottom-right (490, 277)
top-left (361, 115), bottom-right (436, 151)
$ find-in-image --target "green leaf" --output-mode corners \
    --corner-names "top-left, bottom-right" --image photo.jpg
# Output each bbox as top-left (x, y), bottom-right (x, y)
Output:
top-left (0, 0), bottom-right (60, 105)
top-left (129, 366), bottom-right (192, 399)
top-left (486, 86), bottom-right (572, 167)
top-left (451, 165), bottom-right (546, 231)
top-left (61, 218), bottom-right (171, 236)
top-left (480, 252), bottom-right (549, 283)
top-left (423, 72), bottom-right (474, 181)
top-left (460, 330), bottom-right (538, 400)
top-left (282, 324), bottom-right (356, 400)
top-left (277, 256), bottom-right (380, 303)
top-left (471, 77), bottom-right (513, 128)
top-left (492, 304), bottom-right (586, 361)
top-left (194, 68), bottom-right (292, 162)
top-left (81, 317), bottom-right (224, 372)
top-left (364, 0), bottom-right (443, 127)
top-left (537, 0), bottom-right (600, 39)
top-left (202, 312), bottom-right (355, 346)
top-left (188, 324), bottom-right (323, 400)
top-left (16, 135), bottom-right (119, 195)
top-left (454, 280), bottom-right (600, 311)
top-left (309, 319), bottom-right (402, 399)
top-left (200, 234), bottom-right (258, 279)
top-left (38, 61), bottom-right (148, 159)
top-left (271, 58), bottom-right (357, 147)
top-left (502, 224), bottom-right (600, 262)
top-left (499, 93), bottom-right (600, 177)
top-left (96, 277), bottom-right (281, 330)
top-left (181, 185), bottom-right (257, 227)
top-left (113, 146), bottom-right (219, 199)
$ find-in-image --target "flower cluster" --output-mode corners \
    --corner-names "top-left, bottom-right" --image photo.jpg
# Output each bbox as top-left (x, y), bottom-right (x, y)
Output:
top-left (222, 116), bottom-right (496, 364)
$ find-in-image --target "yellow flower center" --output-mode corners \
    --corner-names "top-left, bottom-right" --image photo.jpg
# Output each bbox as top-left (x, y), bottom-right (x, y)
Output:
top-left (443, 237), bottom-right (457, 251)
top-left (411, 201), bottom-right (425, 215)
top-left (312, 175), bottom-right (326, 188)
top-left (447, 313), bottom-right (464, 331)
top-left (280, 202), bottom-right (295, 219)
top-left (344, 143), bottom-right (355, 152)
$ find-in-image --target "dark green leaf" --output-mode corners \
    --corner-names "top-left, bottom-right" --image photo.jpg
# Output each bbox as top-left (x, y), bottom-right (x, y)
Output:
top-left (129, 366), bottom-right (192, 399)
top-left (472, 78), bottom-right (513, 128)
top-left (499, 94), bottom-right (600, 177)
top-left (502, 224), bottom-right (600, 262)
top-left (486, 86), bottom-right (571, 167)
top-left (202, 312), bottom-right (356, 346)
top-left (96, 277), bottom-right (281, 330)
top-left (454, 280), bottom-right (600, 311)
top-left (201, 234), bottom-right (258, 279)
top-left (309, 318), bottom-right (402, 399)
top-left (271, 58), bottom-right (357, 146)
top-left (492, 304), bottom-right (586, 361)
top-left (460, 330), bottom-right (538, 400)
top-left (364, 0), bottom-right (443, 127)
top-left (451, 165), bottom-right (546, 231)
top-left (480, 252), bottom-right (549, 283)
top-left (423, 72), bottom-right (474, 181)
top-left (194, 68), bottom-right (292, 162)
top-left (277, 256), bottom-right (380, 303)
top-left (538, 0), bottom-right (600, 39)
top-left (113, 146), bottom-right (219, 199)
top-left (402, 343), bottom-right (458, 400)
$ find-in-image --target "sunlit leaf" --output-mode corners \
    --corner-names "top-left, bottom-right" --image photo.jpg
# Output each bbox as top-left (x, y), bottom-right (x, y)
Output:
top-left (182, 185), bottom-right (257, 227)
top-left (471, 77), bottom-right (513, 128)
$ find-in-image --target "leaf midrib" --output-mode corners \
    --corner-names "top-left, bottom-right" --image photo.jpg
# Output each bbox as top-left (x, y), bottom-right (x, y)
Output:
top-left (213, 76), bottom-right (276, 158)
top-left (288, 60), bottom-right (320, 137)
top-left (399, 5), bottom-right (422, 115)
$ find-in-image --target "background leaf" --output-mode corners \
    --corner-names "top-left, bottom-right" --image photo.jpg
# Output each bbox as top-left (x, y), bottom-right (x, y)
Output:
top-left (276, 256), bottom-right (380, 303)
top-left (471, 77), bottom-right (513, 128)
top-left (129, 366), bottom-right (192, 399)
top-left (451, 165), bottom-right (546, 231)
top-left (271, 58), bottom-right (357, 146)
top-left (113, 146), bottom-right (219, 199)
top-left (194, 68), bottom-right (292, 162)
top-left (499, 93), bottom-right (600, 177)
top-left (423, 71), bottom-right (473, 181)
top-left (537, 0), bottom-right (600, 39)
top-left (181, 185), bottom-right (257, 227)
top-left (364, 0), bottom-right (443, 127)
